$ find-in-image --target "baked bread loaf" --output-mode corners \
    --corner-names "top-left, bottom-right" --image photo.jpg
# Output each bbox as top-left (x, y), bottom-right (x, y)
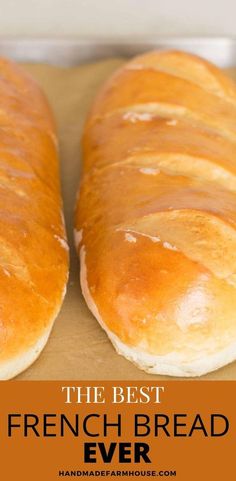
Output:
top-left (0, 57), bottom-right (69, 379)
top-left (75, 50), bottom-right (236, 377)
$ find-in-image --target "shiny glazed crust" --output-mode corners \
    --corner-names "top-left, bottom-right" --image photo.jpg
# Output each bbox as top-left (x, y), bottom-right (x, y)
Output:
top-left (75, 50), bottom-right (236, 377)
top-left (0, 58), bottom-right (69, 379)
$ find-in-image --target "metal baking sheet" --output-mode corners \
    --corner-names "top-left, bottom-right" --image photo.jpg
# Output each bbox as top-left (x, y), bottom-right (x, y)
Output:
top-left (0, 36), bottom-right (236, 67)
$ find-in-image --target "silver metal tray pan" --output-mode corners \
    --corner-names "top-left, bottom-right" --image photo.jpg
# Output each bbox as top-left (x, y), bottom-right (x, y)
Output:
top-left (0, 36), bottom-right (235, 67)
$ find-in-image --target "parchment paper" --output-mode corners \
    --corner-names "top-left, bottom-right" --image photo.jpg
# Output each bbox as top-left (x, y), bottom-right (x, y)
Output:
top-left (16, 59), bottom-right (236, 380)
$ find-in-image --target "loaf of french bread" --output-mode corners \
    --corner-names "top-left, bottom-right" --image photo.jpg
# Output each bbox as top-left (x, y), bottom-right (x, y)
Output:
top-left (0, 58), bottom-right (69, 379)
top-left (75, 50), bottom-right (236, 377)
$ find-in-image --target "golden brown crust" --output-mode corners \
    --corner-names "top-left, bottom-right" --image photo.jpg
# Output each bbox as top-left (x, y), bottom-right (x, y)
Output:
top-left (0, 58), bottom-right (68, 375)
top-left (75, 50), bottom-right (236, 376)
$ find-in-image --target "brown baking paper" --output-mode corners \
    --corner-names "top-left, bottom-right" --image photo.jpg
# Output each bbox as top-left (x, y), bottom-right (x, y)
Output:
top-left (16, 60), bottom-right (236, 380)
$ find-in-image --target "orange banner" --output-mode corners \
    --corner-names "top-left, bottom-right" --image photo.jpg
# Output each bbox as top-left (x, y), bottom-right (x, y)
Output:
top-left (1, 381), bottom-right (235, 480)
